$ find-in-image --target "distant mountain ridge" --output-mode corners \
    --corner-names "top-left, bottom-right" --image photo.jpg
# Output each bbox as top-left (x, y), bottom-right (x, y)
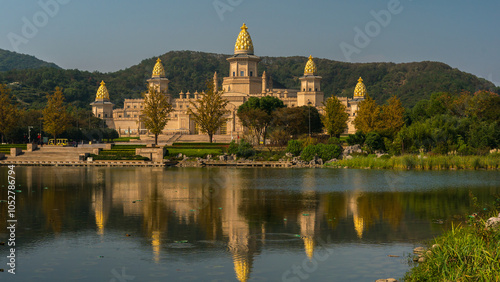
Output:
top-left (0, 50), bottom-right (497, 109)
top-left (0, 49), bottom-right (60, 71)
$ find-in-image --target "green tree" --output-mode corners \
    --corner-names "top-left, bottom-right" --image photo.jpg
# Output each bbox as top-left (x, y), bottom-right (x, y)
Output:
top-left (0, 84), bottom-right (18, 143)
top-left (353, 95), bottom-right (381, 134)
top-left (187, 80), bottom-right (229, 143)
top-left (237, 96), bottom-right (285, 145)
top-left (43, 87), bottom-right (70, 141)
top-left (273, 106), bottom-right (323, 138)
top-left (322, 96), bottom-right (349, 137)
top-left (140, 86), bottom-right (174, 145)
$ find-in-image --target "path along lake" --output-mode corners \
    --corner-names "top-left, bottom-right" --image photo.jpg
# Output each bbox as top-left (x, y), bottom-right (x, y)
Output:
top-left (1, 167), bottom-right (500, 281)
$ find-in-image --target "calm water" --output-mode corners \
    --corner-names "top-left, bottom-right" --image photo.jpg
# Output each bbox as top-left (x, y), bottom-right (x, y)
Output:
top-left (1, 167), bottom-right (500, 282)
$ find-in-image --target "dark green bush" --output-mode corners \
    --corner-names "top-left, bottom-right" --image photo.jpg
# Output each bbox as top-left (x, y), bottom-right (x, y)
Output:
top-left (365, 132), bottom-right (384, 152)
top-left (347, 132), bottom-right (366, 146)
top-left (227, 140), bottom-right (238, 155)
top-left (286, 140), bottom-right (303, 156)
top-left (301, 143), bottom-right (342, 162)
top-left (237, 139), bottom-right (255, 158)
top-left (317, 144), bottom-right (342, 161)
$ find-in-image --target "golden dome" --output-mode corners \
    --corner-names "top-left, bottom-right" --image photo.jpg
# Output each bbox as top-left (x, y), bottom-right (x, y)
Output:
top-left (354, 77), bottom-right (367, 98)
top-left (234, 23), bottom-right (254, 55)
top-left (96, 81), bottom-right (110, 100)
top-left (152, 58), bottom-right (166, 78)
top-left (304, 55), bottom-right (317, 75)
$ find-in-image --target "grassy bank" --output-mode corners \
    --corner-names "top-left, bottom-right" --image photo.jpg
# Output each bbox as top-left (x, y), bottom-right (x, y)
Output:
top-left (326, 154), bottom-right (500, 170)
top-left (404, 210), bottom-right (500, 281)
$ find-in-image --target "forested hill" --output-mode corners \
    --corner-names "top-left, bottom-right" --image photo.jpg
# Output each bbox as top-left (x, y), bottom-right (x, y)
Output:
top-left (0, 49), bottom-right (60, 71)
top-left (0, 50), bottom-right (497, 109)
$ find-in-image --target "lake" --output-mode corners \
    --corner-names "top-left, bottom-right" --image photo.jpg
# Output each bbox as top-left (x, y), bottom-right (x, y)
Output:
top-left (1, 166), bottom-right (500, 281)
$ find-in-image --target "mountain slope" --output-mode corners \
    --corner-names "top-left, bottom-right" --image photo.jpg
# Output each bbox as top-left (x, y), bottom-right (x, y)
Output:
top-left (0, 50), bottom-right (496, 109)
top-left (0, 49), bottom-right (60, 71)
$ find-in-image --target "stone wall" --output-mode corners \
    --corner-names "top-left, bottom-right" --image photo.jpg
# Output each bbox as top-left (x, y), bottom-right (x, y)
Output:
top-left (27, 143), bottom-right (38, 152)
top-left (10, 148), bottom-right (22, 156)
top-left (135, 147), bottom-right (166, 163)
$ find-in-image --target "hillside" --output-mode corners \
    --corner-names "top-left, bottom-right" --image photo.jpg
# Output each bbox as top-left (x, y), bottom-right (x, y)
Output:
top-left (0, 49), bottom-right (60, 71)
top-left (0, 50), bottom-right (497, 109)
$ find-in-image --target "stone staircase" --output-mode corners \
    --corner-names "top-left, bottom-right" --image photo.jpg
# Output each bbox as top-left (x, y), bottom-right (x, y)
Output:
top-left (5, 146), bottom-right (94, 162)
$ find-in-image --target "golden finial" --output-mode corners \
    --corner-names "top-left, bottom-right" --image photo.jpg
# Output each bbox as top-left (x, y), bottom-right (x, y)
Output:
top-left (95, 80), bottom-right (110, 100)
top-left (354, 77), bottom-right (367, 98)
top-left (152, 58), bottom-right (166, 78)
top-left (304, 55), bottom-right (317, 75)
top-left (234, 23), bottom-right (254, 55)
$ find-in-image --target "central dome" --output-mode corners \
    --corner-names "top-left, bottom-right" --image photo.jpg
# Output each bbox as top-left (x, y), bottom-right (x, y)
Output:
top-left (234, 23), bottom-right (254, 55)
top-left (304, 56), bottom-right (317, 75)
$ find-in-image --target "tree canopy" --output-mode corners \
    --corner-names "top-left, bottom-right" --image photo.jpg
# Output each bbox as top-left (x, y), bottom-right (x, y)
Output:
top-left (43, 87), bottom-right (70, 140)
top-left (187, 80), bottom-right (229, 143)
top-left (322, 96), bottom-right (349, 137)
top-left (237, 96), bottom-right (285, 145)
top-left (0, 84), bottom-right (18, 143)
top-left (140, 86), bottom-right (173, 145)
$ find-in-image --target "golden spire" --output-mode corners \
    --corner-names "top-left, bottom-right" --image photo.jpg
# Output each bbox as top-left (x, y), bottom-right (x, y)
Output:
top-left (152, 58), bottom-right (166, 78)
top-left (354, 77), bottom-right (367, 98)
top-left (95, 80), bottom-right (110, 101)
top-left (234, 23), bottom-right (254, 55)
top-left (304, 55), bottom-right (317, 75)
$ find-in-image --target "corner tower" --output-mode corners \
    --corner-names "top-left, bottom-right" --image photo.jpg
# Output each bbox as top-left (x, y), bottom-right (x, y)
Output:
top-left (147, 58), bottom-right (170, 101)
top-left (297, 56), bottom-right (324, 107)
top-left (90, 81), bottom-right (114, 127)
top-left (222, 23), bottom-right (261, 95)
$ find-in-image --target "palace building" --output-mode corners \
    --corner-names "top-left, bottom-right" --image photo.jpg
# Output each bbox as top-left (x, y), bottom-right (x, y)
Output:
top-left (91, 24), bottom-right (367, 137)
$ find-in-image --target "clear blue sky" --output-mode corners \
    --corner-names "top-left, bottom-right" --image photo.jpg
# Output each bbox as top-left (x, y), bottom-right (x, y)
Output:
top-left (1, 0), bottom-right (498, 85)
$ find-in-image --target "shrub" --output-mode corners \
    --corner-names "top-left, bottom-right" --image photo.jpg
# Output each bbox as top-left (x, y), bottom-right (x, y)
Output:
top-left (347, 131), bottom-right (365, 146)
top-left (227, 140), bottom-right (238, 155)
top-left (327, 137), bottom-right (341, 145)
top-left (316, 143), bottom-right (342, 161)
top-left (286, 140), bottom-right (303, 156)
top-left (365, 132), bottom-right (384, 153)
top-left (237, 139), bottom-right (255, 158)
top-left (300, 144), bottom-right (319, 162)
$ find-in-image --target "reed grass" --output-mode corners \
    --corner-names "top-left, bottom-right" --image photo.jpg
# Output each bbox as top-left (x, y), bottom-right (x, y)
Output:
top-left (404, 219), bottom-right (500, 281)
top-left (326, 154), bottom-right (500, 170)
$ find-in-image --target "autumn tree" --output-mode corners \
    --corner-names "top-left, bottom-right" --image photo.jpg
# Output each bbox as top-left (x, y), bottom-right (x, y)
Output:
top-left (321, 96), bottom-right (349, 137)
top-left (0, 84), bottom-right (17, 143)
top-left (379, 95), bottom-right (405, 138)
top-left (237, 96), bottom-right (285, 145)
top-left (140, 86), bottom-right (174, 145)
top-left (188, 80), bottom-right (229, 143)
top-left (43, 87), bottom-right (70, 141)
top-left (353, 95), bottom-right (381, 134)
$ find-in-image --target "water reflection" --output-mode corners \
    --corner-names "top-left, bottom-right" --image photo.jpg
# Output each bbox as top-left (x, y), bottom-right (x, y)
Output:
top-left (0, 167), bottom-right (499, 281)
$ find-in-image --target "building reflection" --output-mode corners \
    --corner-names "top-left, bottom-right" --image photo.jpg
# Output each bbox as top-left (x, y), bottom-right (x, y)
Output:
top-left (79, 168), bottom-right (415, 281)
